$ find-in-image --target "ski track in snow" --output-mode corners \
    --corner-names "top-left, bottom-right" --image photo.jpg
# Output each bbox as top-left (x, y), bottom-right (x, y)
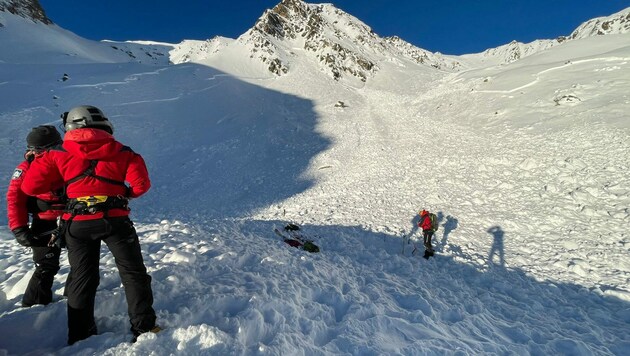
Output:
top-left (475, 57), bottom-right (630, 94)
top-left (1, 27), bottom-right (630, 356)
top-left (255, 73), bottom-right (630, 295)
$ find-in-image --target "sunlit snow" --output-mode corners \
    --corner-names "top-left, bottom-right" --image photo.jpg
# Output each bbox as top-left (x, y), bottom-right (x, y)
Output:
top-left (1, 4), bottom-right (629, 355)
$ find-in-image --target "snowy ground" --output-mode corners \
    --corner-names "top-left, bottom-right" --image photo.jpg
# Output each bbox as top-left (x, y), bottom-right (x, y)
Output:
top-left (1, 17), bottom-right (629, 356)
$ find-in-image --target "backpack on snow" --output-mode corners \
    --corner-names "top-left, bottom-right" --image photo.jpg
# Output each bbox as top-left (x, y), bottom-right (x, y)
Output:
top-left (284, 224), bottom-right (320, 253)
top-left (275, 224), bottom-right (320, 253)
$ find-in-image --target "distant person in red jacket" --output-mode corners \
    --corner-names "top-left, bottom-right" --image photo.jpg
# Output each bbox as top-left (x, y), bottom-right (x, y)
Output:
top-left (6, 125), bottom-right (65, 307)
top-left (418, 209), bottom-right (437, 257)
top-left (21, 105), bottom-right (158, 344)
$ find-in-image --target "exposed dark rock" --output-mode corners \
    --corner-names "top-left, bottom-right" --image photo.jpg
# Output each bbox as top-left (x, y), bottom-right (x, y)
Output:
top-left (0, 0), bottom-right (52, 24)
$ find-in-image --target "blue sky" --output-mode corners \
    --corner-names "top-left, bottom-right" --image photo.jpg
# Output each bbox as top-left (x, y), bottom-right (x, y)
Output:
top-left (39, 0), bottom-right (630, 55)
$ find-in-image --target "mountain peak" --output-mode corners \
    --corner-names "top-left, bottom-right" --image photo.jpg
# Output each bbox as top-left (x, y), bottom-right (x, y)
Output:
top-left (0, 0), bottom-right (51, 24)
top-left (569, 7), bottom-right (630, 40)
top-left (237, 0), bottom-right (459, 82)
top-left (254, 0), bottom-right (309, 40)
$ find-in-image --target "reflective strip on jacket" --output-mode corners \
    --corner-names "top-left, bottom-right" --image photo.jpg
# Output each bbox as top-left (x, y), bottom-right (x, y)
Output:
top-left (6, 160), bottom-right (64, 230)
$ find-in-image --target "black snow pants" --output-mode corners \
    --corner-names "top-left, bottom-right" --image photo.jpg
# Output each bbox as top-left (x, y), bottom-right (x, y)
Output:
top-left (64, 216), bottom-right (156, 345)
top-left (423, 229), bottom-right (434, 252)
top-left (22, 219), bottom-right (61, 307)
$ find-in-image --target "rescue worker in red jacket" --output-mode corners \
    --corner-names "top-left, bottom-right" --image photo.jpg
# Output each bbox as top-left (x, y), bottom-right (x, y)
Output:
top-left (6, 125), bottom-right (65, 307)
top-left (21, 105), bottom-right (158, 345)
top-left (418, 209), bottom-right (435, 255)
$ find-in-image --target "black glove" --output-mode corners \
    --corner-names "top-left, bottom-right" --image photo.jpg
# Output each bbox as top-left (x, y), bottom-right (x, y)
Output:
top-left (12, 227), bottom-right (35, 247)
top-left (48, 229), bottom-right (66, 249)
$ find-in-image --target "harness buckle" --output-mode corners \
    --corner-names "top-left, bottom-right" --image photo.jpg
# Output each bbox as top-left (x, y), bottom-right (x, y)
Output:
top-left (75, 195), bottom-right (109, 207)
top-left (66, 195), bottom-right (129, 215)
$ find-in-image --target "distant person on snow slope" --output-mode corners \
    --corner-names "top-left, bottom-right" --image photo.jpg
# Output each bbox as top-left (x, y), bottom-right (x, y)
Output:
top-left (20, 105), bottom-right (159, 344)
top-left (418, 209), bottom-right (438, 257)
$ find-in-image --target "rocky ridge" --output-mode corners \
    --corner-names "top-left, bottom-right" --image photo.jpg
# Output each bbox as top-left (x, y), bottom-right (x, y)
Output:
top-left (0, 0), bottom-right (51, 25)
top-left (234, 0), bottom-right (461, 81)
top-left (476, 7), bottom-right (630, 65)
top-left (569, 7), bottom-right (630, 39)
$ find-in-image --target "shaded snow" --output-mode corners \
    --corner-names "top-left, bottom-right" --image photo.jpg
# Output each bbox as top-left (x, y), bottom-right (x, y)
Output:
top-left (1, 5), bottom-right (630, 356)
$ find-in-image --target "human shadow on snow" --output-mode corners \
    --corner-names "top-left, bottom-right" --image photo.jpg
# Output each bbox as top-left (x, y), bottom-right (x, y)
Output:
top-left (407, 211), bottom-right (458, 253)
top-left (1, 220), bottom-right (629, 354)
top-left (408, 214), bottom-right (420, 239)
top-left (435, 212), bottom-right (458, 252)
top-left (487, 225), bottom-right (506, 268)
top-left (227, 220), bottom-right (630, 355)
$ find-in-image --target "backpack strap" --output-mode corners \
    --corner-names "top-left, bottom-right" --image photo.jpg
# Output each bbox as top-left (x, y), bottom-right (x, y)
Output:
top-left (64, 160), bottom-right (127, 188)
top-left (62, 160), bottom-right (129, 202)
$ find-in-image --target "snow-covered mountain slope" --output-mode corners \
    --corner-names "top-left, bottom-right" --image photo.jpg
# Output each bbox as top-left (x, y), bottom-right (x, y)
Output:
top-left (168, 37), bottom-right (232, 64)
top-left (460, 7), bottom-right (630, 67)
top-left (0, 0), bottom-right (50, 24)
top-left (169, 0), bottom-right (462, 83)
top-left (0, 9), bottom-right (172, 64)
top-left (177, 4), bottom-right (630, 78)
top-left (460, 39), bottom-right (563, 67)
top-left (458, 32), bottom-right (630, 130)
top-left (1, 2), bottom-right (630, 355)
top-left (569, 7), bottom-right (630, 39)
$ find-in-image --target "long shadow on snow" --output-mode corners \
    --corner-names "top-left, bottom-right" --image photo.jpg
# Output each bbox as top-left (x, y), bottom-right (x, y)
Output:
top-left (0, 62), bottom-right (329, 223)
top-left (487, 225), bottom-right (506, 268)
top-left (109, 64), bottom-right (330, 220)
top-left (2, 220), bottom-right (628, 354)
top-left (197, 220), bottom-right (629, 354)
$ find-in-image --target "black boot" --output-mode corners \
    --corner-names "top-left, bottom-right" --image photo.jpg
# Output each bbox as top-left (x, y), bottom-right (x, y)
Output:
top-left (67, 305), bottom-right (97, 345)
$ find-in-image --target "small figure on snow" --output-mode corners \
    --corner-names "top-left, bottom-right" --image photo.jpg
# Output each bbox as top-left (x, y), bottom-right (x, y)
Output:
top-left (418, 210), bottom-right (438, 258)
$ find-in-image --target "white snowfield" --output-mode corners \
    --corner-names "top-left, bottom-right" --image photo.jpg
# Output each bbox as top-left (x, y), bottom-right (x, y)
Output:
top-left (1, 5), bottom-right (630, 356)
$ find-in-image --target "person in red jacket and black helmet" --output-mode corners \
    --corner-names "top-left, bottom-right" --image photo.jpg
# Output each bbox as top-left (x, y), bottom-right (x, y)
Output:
top-left (6, 125), bottom-right (65, 307)
top-left (21, 105), bottom-right (158, 345)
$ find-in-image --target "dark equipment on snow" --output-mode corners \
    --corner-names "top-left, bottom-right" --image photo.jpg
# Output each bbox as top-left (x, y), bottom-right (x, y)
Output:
top-left (274, 224), bottom-right (320, 253)
top-left (302, 241), bottom-right (320, 253)
top-left (284, 223), bottom-right (301, 232)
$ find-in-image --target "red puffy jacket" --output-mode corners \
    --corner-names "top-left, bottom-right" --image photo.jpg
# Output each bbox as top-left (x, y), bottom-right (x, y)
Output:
top-left (419, 212), bottom-right (433, 231)
top-left (6, 159), bottom-right (64, 230)
top-left (21, 128), bottom-right (151, 221)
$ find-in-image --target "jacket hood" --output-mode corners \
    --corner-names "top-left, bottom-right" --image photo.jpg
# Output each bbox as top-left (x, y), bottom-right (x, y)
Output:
top-left (63, 128), bottom-right (123, 160)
